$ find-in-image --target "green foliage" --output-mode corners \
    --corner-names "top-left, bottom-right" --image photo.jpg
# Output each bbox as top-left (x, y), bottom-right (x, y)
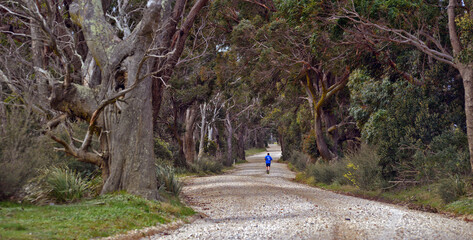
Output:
top-left (456, 13), bottom-right (473, 63)
top-left (156, 165), bottom-right (182, 196)
top-left (302, 145), bottom-right (383, 190)
top-left (302, 131), bottom-right (320, 161)
top-left (204, 138), bottom-right (218, 156)
top-left (349, 69), bottom-right (465, 179)
top-left (23, 166), bottom-right (94, 204)
top-left (0, 193), bottom-right (195, 239)
top-left (155, 138), bottom-right (173, 163)
top-left (438, 176), bottom-right (467, 204)
top-left (413, 130), bottom-right (471, 180)
top-left (446, 198), bottom-right (473, 215)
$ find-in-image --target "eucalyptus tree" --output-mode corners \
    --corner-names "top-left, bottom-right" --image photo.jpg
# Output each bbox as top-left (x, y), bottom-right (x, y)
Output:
top-left (0, 0), bottom-right (209, 199)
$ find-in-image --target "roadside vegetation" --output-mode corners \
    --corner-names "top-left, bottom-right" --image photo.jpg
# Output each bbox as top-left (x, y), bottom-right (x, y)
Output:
top-left (0, 193), bottom-right (194, 240)
top-left (284, 144), bottom-right (473, 216)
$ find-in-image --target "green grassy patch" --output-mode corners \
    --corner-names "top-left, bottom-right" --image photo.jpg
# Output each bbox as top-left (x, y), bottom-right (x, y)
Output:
top-left (0, 193), bottom-right (195, 240)
top-left (446, 198), bottom-right (473, 215)
top-left (245, 148), bottom-right (266, 156)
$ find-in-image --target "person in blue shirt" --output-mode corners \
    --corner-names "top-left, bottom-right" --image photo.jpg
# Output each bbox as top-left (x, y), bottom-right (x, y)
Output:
top-left (265, 153), bottom-right (273, 174)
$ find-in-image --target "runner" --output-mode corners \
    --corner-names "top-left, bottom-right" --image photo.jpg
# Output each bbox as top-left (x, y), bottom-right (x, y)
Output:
top-left (265, 153), bottom-right (273, 174)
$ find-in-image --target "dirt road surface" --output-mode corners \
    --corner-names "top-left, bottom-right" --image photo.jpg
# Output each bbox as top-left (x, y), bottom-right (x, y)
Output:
top-left (147, 144), bottom-right (473, 240)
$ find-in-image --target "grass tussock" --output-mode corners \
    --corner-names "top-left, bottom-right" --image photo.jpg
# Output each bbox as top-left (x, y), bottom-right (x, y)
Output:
top-left (0, 193), bottom-right (195, 240)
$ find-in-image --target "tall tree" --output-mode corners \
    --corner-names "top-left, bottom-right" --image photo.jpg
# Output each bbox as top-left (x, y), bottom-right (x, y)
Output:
top-left (335, 0), bottom-right (473, 173)
top-left (0, 0), bottom-right (209, 199)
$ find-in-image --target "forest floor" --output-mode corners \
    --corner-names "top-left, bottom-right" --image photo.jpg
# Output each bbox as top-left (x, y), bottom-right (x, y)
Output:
top-left (146, 144), bottom-right (473, 239)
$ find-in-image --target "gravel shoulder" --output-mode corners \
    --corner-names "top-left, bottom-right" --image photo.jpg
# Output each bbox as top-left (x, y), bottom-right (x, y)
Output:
top-left (146, 145), bottom-right (473, 240)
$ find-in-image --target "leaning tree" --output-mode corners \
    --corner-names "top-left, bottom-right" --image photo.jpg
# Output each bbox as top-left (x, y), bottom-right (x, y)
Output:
top-left (0, 0), bottom-right (208, 199)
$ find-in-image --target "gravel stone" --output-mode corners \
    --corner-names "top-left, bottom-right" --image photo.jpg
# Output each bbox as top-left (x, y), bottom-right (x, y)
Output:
top-left (146, 145), bottom-right (473, 240)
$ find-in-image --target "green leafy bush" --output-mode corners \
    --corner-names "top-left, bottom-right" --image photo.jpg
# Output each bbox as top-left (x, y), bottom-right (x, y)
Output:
top-left (438, 176), bottom-right (466, 203)
top-left (156, 165), bottom-right (182, 196)
top-left (24, 166), bottom-right (93, 204)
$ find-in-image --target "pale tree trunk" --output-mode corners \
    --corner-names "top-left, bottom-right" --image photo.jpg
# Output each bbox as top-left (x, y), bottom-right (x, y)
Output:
top-left (224, 111), bottom-right (233, 166)
top-left (183, 105), bottom-right (197, 163)
top-left (197, 103), bottom-right (207, 161)
top-left (459, 66), bottom-right (473, 172)
top-left (448, 0), bottom-right (473, 173)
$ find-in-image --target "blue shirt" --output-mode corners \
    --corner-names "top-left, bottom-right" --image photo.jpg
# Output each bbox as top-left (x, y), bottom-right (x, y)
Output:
top-left (265, 155), bottom-right (273, 164)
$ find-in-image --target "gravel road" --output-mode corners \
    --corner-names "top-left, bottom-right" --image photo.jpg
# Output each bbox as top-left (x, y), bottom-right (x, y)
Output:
top-left (147, 144), bottom-right (473, 240)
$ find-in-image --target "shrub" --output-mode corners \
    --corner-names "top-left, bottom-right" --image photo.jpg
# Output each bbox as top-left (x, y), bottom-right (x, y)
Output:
top-left (343, 145), bottom-right (384, 190)
top-left (156, 164), bottom-right (182, 196)
top-left (303, 131), bottom-right (320, 160)
top-left (287, 150), bottom-right (310, 171)
top-left (438, 176), bottom-right (466, 203)
top-left (0, 108), bottom-right (61, 199)
top-left (306, 161), bottom-right (346, 185)
top-left (191, 156), bottom-right (223, 173)
top-left (24, 166), bottom-right (92, 204)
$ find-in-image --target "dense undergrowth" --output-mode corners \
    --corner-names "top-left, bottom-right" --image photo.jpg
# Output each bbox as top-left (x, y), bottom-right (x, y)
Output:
top-left (284, 144), bottom-right (473, 217)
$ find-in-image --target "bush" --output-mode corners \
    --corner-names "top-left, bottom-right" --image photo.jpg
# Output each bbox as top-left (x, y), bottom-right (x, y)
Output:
top-left (303, 131), bottom-right (320, 160)
top-left (156, 164), bottom-right (182, 196)
top-left (0, 108), bottom-right (61, 199)
top-left (438, 176), bottom-right (466, 203)
top-left (23, 166), bottom-right (93, 204)
top-left (343, 145), bottom-right (384, 190)
top-left (287, 150), bottom-right (310, 171)
top-left (306, 161), bottom-right (346, 185)
top-left (191, 156), bottom-right (223, 174)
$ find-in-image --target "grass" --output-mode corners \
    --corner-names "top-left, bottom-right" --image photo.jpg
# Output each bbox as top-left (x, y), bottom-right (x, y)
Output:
top-left (245, 148), bottom-right (266, 156)
top-left (0, 193), bottom-right (195, 240)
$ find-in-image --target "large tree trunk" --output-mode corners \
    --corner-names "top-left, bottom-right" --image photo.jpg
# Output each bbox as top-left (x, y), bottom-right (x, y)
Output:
top-left (322, 107), bottom-right (340, 154)
top-left (459, 66), bottom-right (473, 173)
top-left (101, 71), bottom-right (157, 199)
top-left (314, 108), bottom-right (334, 161)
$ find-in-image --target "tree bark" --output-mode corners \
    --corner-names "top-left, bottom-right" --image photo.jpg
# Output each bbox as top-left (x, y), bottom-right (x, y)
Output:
top-left (101, 69), bottom-right (158, 199)
top-left (236, 126), bottom-right (246, 161)
top-left (459, 66), bottom-right (473, 172)
top-left (224, 111), bottom-right (233, 166)
top-left (183, 105), bottom-right (197, 163)
top-left (197, 103), bottom-right (207, 161)
top-left (314, 107), bottom-right (334, 161)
